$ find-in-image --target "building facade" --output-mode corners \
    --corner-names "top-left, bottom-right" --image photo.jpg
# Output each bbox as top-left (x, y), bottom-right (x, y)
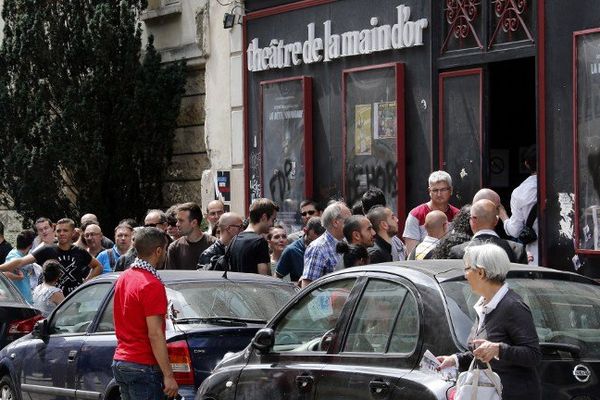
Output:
top-left (242, 0), bottom-right (600, 275)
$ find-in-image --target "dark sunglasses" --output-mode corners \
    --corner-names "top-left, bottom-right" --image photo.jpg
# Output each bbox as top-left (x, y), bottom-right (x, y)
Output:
top-left (144, 223), bottom-right (159, 228)
top-left (301, 210), bottom-right (317, 217)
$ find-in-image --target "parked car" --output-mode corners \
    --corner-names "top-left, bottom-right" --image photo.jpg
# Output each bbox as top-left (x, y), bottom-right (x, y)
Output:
top-left (0, 272), bottom-right (42, 349)
top-left (197, 260), bottom-right (600, 400)
top-left (0, 270), bottom-right (296, 400)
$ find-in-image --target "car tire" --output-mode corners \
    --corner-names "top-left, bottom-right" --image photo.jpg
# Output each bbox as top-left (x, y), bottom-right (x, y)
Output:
top-left (0, 375), bottom-right (17, 400)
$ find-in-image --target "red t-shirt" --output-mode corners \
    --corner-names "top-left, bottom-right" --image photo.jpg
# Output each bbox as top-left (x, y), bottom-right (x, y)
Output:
top-left (113, 268), bottom-right (167, 365)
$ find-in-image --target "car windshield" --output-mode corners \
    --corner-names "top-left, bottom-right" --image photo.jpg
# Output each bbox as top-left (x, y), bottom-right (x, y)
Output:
top-left (442, 278), bottom-right (600, 358)
top-left (166, 280), bottom-right (294, 323)
top-left (0, 274), bottom-right (22, 303)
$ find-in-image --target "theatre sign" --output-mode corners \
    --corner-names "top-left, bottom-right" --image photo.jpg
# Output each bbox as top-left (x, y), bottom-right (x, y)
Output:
top-left (246, 4), bottom-right (428, 72)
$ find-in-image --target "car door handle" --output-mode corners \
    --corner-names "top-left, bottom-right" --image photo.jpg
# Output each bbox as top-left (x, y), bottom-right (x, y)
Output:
top-left (369, 379), bottom-right (390, 396)
top-left (295, 375), bottom-right (314, 392)
top-left (67, 350), bottom-right (78, 363)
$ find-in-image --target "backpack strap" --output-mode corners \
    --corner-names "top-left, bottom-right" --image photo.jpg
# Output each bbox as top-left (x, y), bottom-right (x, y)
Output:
top-left (108, 249), bottom-right (116, 272)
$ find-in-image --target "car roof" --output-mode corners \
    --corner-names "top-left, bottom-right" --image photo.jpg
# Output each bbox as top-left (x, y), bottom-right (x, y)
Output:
top-left (93, 270), bottom-right (293, 285)
top-left (336, 259), bottom-right (598, 285)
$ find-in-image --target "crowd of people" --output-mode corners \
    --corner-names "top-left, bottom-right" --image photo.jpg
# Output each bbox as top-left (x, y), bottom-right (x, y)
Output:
top-left (0, 147), bottom-right (537, 311)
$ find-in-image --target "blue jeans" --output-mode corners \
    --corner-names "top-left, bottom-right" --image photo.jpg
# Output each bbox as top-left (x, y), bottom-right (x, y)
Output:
top-left (112, 360), bottom-right (164, 400)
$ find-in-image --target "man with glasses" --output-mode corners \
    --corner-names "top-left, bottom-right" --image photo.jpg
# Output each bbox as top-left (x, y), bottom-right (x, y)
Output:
top-left (198, 212), bottom-right (244, 269)
top-left (287, 199), bottom-right (323, 243)
top-left (403, 170), bottom-right (460, 255)
top-left (205, 200), bottom-right (225, 236)
top-left (301, 201), bottom-right (352, 288)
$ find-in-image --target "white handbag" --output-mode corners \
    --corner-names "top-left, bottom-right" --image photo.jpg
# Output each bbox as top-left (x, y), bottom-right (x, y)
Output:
top-left (455, 358), bottom-right (502, 400)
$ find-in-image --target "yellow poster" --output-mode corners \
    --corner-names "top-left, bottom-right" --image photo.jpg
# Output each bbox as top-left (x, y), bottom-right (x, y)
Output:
top-left (355, 104), bottom-right (372, 155)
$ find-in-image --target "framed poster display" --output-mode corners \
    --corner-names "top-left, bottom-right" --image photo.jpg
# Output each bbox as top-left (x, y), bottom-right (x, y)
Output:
top-left (260, 76), bottom-right (313, 232)
top-left (342, 63), bottom-right (405, 227)
top-left (573, 28), bottom-right (600, 254)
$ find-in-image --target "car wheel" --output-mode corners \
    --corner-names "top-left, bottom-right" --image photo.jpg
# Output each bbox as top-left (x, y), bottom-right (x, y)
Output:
top-left (0, 375), bottom-right (17, 400)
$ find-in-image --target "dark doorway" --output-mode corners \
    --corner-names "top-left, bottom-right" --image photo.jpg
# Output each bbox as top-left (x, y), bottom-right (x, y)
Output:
top-left (487, 57), bottom-right (536, 206)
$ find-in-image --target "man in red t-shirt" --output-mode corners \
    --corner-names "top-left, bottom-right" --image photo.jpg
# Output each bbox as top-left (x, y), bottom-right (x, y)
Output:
top-left (402, 170), bottom-right (460, 255)
top-left (112, 227), bottom-right (178, 400)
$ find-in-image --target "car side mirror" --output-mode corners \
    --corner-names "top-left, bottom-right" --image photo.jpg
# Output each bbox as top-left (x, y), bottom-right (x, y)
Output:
top-left (251, 328), bottom-right (274, 353)
top-left (32, 319), bottom-right (49, 340)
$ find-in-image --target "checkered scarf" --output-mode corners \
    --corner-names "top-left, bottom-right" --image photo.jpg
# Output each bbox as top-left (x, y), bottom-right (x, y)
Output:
top-left (130, 258), bottom-right (163, 284)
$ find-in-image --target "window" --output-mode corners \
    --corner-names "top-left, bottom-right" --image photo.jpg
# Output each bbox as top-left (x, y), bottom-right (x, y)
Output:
top-left (574, 28), bottom-right (600, 253)
top-left (51, 283), bottom-right (112, 334)
top-left (343, 279), bottom-right (419, 354)
top-left (96, 296), bottom-right (115, 333)
top-left (273, 279), bottom-right (356, 352)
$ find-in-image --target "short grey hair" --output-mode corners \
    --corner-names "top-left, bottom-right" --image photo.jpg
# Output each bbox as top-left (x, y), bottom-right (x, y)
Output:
top-left (463, 243), bottom-right (510, 283)
top-left (428, 170), bottom-right (452, 188)
top-left (321, 201), bottom-right (348, 229)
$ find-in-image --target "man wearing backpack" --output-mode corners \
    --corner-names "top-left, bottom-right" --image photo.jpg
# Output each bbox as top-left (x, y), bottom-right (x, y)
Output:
top-left (97, 223), bottom-right (134, 273)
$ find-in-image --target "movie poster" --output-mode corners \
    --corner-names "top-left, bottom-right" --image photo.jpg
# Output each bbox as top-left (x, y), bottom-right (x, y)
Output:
top-left (374, 101), bottom-right (396, 139)
top-left (354, 104), bottom-right (372, 155)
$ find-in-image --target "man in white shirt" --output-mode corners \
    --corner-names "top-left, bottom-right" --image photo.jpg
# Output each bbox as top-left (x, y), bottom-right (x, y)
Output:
top-left (499, 146), bottom-right (538, 264)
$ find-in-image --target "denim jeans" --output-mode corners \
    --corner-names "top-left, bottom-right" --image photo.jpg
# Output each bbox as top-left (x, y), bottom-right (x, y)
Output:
top-left (112, 360), bottom-right (164, 400)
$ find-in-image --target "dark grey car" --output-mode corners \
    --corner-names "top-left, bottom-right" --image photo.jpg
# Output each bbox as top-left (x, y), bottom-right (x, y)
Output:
top-left (197, 260), bottom-right (600, 400)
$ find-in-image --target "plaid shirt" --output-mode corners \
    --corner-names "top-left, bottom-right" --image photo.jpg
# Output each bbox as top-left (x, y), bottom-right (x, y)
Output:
top-left (302, 230), bottom-right (339, 281)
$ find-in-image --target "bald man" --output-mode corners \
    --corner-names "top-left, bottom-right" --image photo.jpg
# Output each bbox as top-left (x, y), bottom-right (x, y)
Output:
top-left (472, 188), bottom-right (509, 239)
top-left (449, 200), bottom-right (527, 263)
top-left (412, 211), bottom-right (448, 260)
top-left (198, 212), bottom-right (244, 269)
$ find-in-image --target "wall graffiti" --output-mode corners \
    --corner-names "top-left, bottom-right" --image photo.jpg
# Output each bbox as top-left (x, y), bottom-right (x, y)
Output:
top-left (347, 161), bottom-right (398, 209)
top-left (269, 159), bottom-right (294, 204)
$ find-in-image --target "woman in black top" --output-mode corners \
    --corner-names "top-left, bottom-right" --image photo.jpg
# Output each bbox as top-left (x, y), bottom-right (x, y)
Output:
top-left (437, 243), bottom-right (541, 400)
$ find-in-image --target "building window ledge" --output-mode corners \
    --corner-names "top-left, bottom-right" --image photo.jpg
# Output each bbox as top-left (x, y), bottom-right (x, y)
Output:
top-left (140, 2), bottom-right (182, 21)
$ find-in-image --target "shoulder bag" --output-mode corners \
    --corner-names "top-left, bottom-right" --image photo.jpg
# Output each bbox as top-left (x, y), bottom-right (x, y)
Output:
top-left (517, 203), bottom-right (537, 245)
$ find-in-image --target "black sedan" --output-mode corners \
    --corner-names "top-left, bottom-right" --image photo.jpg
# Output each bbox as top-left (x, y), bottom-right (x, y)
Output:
top-left (0, 270), bottom-right (296, 400)
top-left (197, 260), bottom-right (600, 400)
top-left (0, 272), bottom-right (41, 349)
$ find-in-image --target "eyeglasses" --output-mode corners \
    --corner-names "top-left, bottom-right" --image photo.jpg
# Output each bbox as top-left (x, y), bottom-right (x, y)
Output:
top-left (301, 210), bottom-right (317, 217)
top-left (430, 187), bottom-right (451, 194)
top-left (227, 224), bottom-right (242, 230)
top-left (144, 223), bottom-right (159, 227)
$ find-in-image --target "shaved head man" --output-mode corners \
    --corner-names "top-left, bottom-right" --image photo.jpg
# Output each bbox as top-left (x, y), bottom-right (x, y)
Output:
top-left (206, 200), bottom-right (225, 235)
top-left (473, 188), bottom-right (501, 207)
top-left (448, 199), bottom-right (527, 263)
top-left (412, 211), bottom-right (448, 260)
top-left (198, 212), bottom-right (244, 269)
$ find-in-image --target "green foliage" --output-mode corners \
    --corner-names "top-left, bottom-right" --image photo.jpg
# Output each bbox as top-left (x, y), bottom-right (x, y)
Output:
top-left (0, 0), bottom-right (186, 229)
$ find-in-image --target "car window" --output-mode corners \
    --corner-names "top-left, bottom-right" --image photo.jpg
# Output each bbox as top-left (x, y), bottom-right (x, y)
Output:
top-left (0, 273), bottom-right (23, 303)
top-left (51, 283), bottom-right (112, 334)
top-left (166, 281), bottom-right (294, 322)
top-left (343, 279), bottom-right (418, 354)
top-left (442, 278), bottom-right (600, 358)
top-left (96, 295), bottom-right (114, 332)
top-left (273, 278), bottom-right (356, 352)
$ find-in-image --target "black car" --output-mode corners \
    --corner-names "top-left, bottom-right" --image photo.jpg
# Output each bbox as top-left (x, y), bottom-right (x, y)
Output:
top-left (0, 270), bottom-right (296, 400)
top-left (197, 260), bottom-right (600, 400)
top-left (0, 272), bottom-right (41, 349)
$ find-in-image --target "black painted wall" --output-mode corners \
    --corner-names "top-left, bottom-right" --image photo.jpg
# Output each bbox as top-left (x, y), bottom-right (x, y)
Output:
top-left (245, 0), bottom-right (433, 213)
top-left (544, 1), bottom-right (600, 274)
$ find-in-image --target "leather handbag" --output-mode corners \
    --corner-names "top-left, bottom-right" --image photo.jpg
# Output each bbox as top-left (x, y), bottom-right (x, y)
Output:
top-left (455, 359), bottom-right (502, 400)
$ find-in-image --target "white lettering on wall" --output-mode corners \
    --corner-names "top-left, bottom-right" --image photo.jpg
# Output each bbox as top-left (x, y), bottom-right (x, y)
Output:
top-left (247, 4), bottom-right (428, 72)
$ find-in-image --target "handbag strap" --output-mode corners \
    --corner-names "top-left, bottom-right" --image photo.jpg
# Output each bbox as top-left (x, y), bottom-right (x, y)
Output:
top-left (525, 203), bottom-right (538, 228)
top-left (483, 362), bottom-right (502, 397)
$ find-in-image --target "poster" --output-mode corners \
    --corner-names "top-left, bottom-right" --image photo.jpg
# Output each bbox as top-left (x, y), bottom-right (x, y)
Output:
top-left (374, 101), bottom-right (397, 139)
top-left (354, 104), bottom-right (372, 155)
top-left (261, 78), bottom-right (308, 232)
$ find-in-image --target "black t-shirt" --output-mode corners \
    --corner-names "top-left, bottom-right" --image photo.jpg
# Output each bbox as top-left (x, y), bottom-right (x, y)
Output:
top-left (0, 239), bottom-right (13, 264)
top-left (32, 244), bottom-right (93, 295)
top-left (228, 231), bottom-right (270, 274)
